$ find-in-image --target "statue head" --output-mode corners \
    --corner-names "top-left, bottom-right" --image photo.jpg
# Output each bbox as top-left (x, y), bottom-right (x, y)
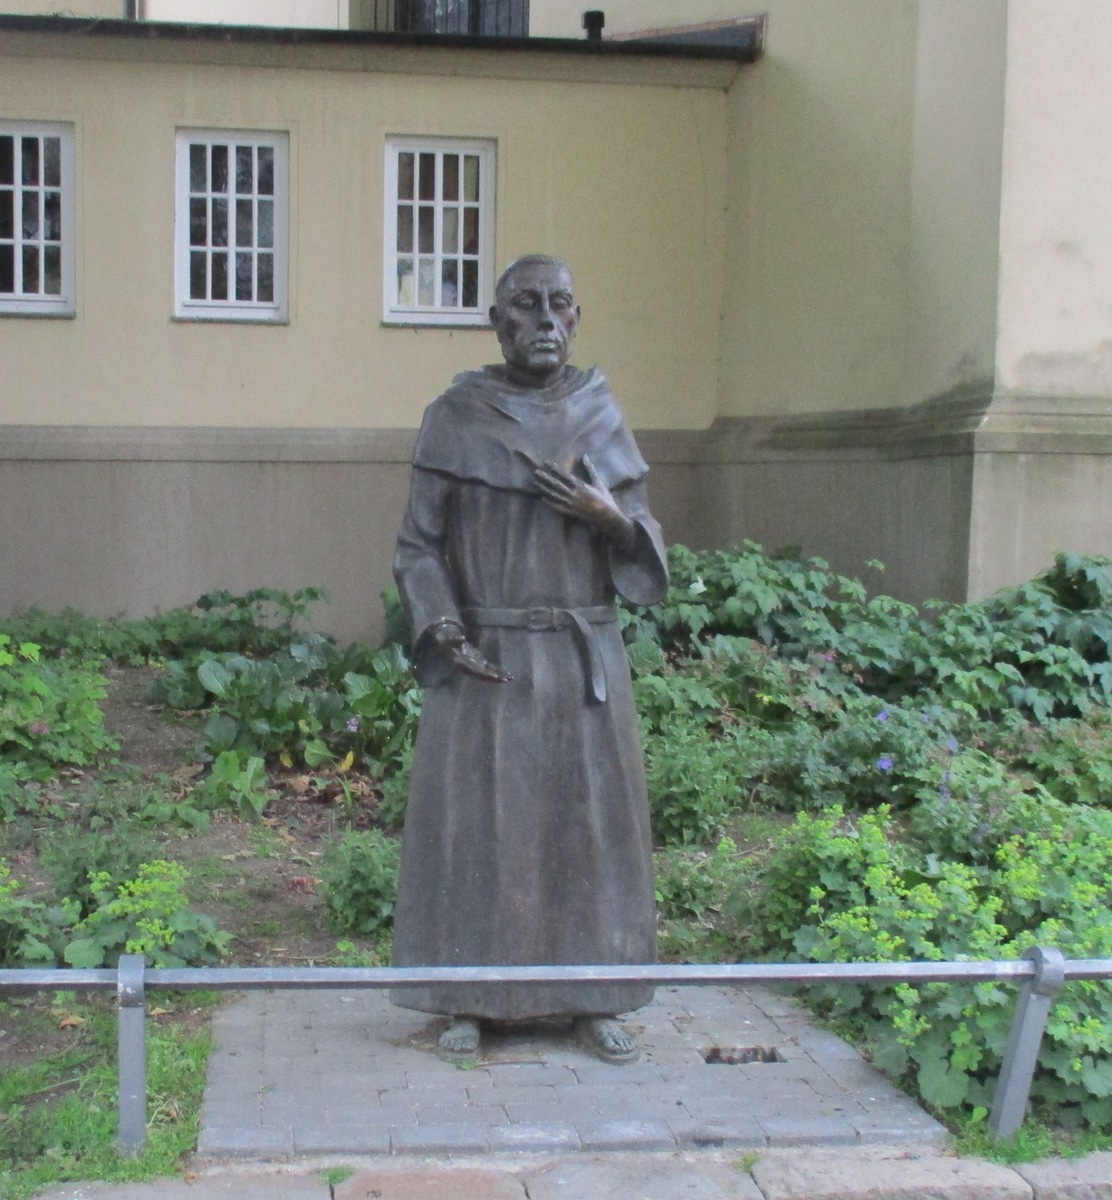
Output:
top-left (489, 255), bottom-right (581, 388)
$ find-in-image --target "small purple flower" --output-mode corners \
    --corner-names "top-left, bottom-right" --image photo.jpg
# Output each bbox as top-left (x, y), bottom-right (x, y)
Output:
top-left (946, 737), bottom-right (959, 753)
top-left (821, 650), bottom-right (836, 662)
top-left (345, 716), bottom-right (361, 733)
top-left (877, 710), bottom-right (889, 723)
top-left (29, 721), bottom-right (50, 736)
top-left (876, 755), bottom-right (894, 772)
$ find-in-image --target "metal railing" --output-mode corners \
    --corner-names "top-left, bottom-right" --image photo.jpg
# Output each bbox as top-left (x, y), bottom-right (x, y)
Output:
top-left (3, 948), bottom-right (1110, 1155)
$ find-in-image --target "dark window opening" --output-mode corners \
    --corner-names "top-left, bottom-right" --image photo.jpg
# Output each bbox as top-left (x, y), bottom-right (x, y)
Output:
top-left (352, 0), bottom-right (528, 37)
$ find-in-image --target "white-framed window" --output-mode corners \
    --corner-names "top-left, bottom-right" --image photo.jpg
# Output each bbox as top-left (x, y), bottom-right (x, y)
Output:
top-left (383, 136), bottom-right (495, 326)
top-left (0, 121), bottom-right (75, 317)
top-left (174, 129), bottom-right (289, 322)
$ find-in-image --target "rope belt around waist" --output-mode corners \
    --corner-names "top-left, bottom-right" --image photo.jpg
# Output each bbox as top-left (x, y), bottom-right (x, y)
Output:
top-left (462, 604), bottom-right (618, 704)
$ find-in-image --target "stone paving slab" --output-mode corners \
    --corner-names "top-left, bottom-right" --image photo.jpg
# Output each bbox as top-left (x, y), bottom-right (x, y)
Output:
top-left (33, 1177), bottom-right (332, 1200)
top-left (335, 1166), bottom-right (526, 1199)
top-left (31, 1150), bottom-right (1112, 1200)
top-left (750, 1148), bottom-right (1034, 1200)
top-left (1017, 1150), bottom-right (1112, 1198)
top-left (197, 985), bottom-right (948, 1159)
top-left (525, 1154), bottom-right (763, 1199)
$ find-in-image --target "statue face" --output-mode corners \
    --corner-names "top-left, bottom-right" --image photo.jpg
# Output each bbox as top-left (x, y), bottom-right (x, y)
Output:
top-left (490, 261), bottom-right (580, 386)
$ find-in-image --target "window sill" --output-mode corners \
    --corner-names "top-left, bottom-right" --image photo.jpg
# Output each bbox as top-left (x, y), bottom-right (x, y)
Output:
top-left (382, 316), bottom-right (491, 330)
top-left (171, 313), bottom-right (290, 325)
top-left (0, 306), bottom-right (76, 319)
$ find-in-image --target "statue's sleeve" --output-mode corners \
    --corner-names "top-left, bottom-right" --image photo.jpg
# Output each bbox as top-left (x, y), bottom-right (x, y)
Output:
top-left (608, 477), bottom-right (669, 606)
top-left (393, 466), bottom-right (461, 687)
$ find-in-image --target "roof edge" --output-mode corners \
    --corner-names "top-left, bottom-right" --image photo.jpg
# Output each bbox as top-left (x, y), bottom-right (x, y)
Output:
top-left (0, 13), bottom-right (762, 64)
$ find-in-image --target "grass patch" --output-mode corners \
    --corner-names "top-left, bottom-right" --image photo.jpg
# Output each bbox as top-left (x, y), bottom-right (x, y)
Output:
top-left (0, 993), bottom-right (216, 1200)
top-left (952, 1111), bottom-right (1112, 1164)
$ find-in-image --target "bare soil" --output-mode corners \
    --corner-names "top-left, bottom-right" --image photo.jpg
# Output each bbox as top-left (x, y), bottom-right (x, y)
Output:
top-left (1, 665), bottom-right (391, 1078)
top-left (7, 665), bottom-right (389, 968)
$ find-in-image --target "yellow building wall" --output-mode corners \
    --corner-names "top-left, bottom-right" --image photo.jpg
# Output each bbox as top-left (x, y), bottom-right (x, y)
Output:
top-left (995, 0), bottom-right (1112, 398)
top-left (0, 42), bottom-right (727, 429)
top-left (0, 0), bottom-right (120, 13)
top-left (531, 0), bottom-right (757, 39)
top-left (718, 0), bottom-right (918, 417)
top-left (538, 1), bottom-right (926, 418)
top-left (144, 0), bottom-right (343, 26)
top-left (901, 0), bottom-right (1006, 407)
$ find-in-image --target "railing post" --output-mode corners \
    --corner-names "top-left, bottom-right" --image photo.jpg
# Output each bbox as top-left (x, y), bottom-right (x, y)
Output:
top-left (989, 945), bottom-right (1065, 1139)
top-left (117, 953), bottom-right (148, 1157)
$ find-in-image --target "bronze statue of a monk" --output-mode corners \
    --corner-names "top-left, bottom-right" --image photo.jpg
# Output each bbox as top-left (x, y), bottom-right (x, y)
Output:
top-left (390, 255), bottom-right (668, 1064)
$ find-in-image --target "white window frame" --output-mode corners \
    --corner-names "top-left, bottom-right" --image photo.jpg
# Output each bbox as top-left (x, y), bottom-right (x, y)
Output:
top-left (0, 121), bottom-right (76, 318)
top-left (383, 136), bottom-right (495, 327)
top-left (174, 128), bottom-right (289, 322)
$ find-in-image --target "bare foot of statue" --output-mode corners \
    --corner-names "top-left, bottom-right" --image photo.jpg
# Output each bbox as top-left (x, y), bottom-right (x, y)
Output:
top-left (438, 1016), bottom-right (481, 1063)
top-left (575, 1015), bottom-right (640, 1065)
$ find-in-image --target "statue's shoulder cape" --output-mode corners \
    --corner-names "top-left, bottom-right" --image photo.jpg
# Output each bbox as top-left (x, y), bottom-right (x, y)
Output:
top-left (411, 365), bottom-right (648, 492)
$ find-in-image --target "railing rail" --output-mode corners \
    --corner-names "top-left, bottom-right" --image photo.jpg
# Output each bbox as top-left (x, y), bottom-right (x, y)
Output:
top-left (2, 947), bottom-right (1106, 1154)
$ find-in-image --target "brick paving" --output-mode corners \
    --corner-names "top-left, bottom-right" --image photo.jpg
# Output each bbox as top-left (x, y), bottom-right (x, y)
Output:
top-left (197, 984), bottom-right (947, 1158)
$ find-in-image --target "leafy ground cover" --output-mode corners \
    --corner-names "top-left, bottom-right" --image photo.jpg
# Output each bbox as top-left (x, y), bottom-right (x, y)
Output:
top-left (6, 550), bottom-right (1112, 1190)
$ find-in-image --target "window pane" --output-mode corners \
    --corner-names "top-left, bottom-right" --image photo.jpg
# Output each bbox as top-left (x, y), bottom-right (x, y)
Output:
top-left (0, 137), bottom-right (12, 186)
top-left (463, 206), bottom-right (478, 254)
top-left (211, 251), bottom-right (228, 300)
top-left (236, 145), bottom-right (253, 194)
top-left (236, 198), bottom-right (253, 248)
top-left (443, 207), bottom-right (459, 254)
top-left (258, 146), bottom-right (274, 196)
top-left (462, 258), bottom-right (478, 307)
top-left (211, 198), bottom-right (228, 247)
top-left (417, 257), bottom-right (435, 305)
top-left (190, 250), bottom-right (207, 299)
top-left (42, 137), bottom-right (61, 189)
top-left (418, 152), bottom-right (435, 201)
top-left (190, 143), bottom-right (206, 192)
top-left (0, 191), bottom-right (11, 240)
top-left (398, 152), bottom-right (414, 200)
top-left (235, 250), bottom-right (252, 300)
top-left (443, 154), bottom-right (459, 202)
top-left (396, 256), bottom-right (414, 305)
top-left (21, 137), bottom-right (39, 187)
top-left (258, 199), bottom-right (273, 249)
top-left (397, 206), bottom-right (413, 253)
top-left (43, 244), bottom-right (61, 294)
top-left (44, 191), bottom-right (61, 241)
top-left (441, 258), bottom-right (458, 307)
top-left (22, 190), bottom-right (39, 239)
top-left (257, 252), bottom-right (273, 303)
top-left (22, 245), bottom-right (39, 293)
top-left (190, 197), bottom-right (207, 246)
top-left (0, 243), bottom-right (12, 292)
top-left (464, 155), bottom-right (479, 202)
top-left (418, 206), bottom-right (434, 254)
top-left (211, 144), bottom-right (228, 193)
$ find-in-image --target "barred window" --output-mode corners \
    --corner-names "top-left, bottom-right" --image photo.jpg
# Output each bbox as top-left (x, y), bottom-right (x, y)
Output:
top-left (353, 0), bottom-right (529, 36)
top-left (383, 137), bottom-right (495, 326)
top-left (0, 122), bottom-right (75, 317)
top-left (174, 130), bottom-right (288, 321)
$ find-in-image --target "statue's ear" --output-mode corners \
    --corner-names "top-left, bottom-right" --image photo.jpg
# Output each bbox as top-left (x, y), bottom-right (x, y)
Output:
top-left (488, 304), bottom-right (499, 327)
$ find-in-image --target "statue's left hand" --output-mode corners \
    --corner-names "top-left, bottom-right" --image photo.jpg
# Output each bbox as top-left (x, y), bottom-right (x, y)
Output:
top-left (535, 456), bottom-right (636, 552)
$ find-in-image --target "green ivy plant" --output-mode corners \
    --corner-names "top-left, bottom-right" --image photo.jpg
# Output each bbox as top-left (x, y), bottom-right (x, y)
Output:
top-left (196, 749), bottom-right (270, 820)
top-left (320, 830), bottom-right (400, 938)
top-left (732, 802), bottom-right (1112, 1128)
top-left (0, 635), bottom-right (116, 778)
top-left (63, 860), bottom-right (230, 969)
